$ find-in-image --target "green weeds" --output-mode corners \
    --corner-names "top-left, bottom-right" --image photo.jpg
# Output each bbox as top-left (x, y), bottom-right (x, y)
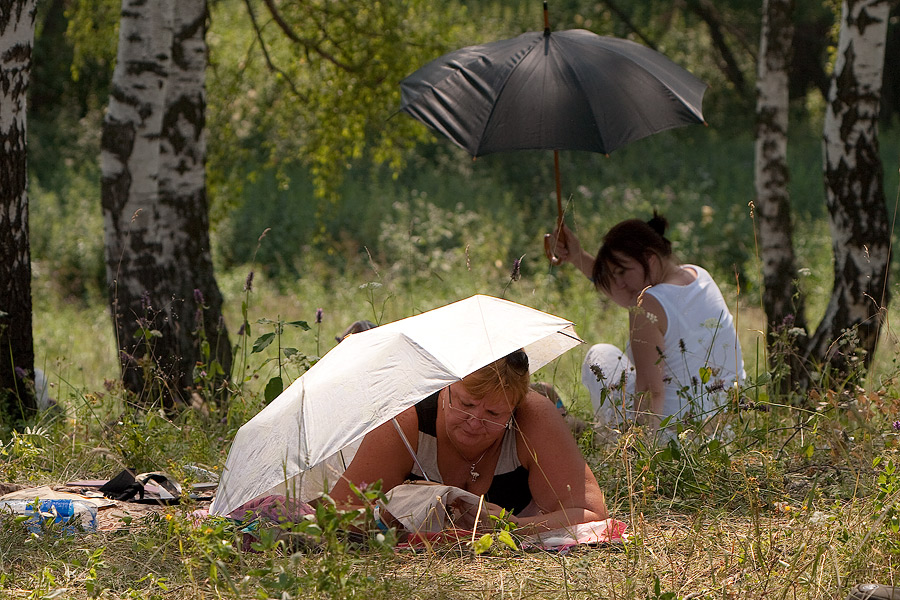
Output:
top-left (13, 130), bottom-right (900, 598)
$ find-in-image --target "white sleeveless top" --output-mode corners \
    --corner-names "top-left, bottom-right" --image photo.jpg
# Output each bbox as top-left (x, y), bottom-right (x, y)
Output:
top-left (637, 264), bottom-right (745, 420)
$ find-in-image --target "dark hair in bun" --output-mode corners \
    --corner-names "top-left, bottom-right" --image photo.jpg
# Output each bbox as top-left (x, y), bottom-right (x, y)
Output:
top-left (646, 210), bottom-right (668, 237)
top-left (591, 211), bottom-right (675, 292)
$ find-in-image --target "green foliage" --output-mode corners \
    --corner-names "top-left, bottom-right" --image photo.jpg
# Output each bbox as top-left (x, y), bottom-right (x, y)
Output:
top-left (64, 0), bottom-right (119, 82)
top-left (0, 426), bottom-right (52, 481)
top-left (206, 0), bottom-right (477, 212)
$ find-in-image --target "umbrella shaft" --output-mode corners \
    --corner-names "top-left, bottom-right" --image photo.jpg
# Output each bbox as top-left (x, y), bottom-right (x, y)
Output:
top-left (392, 418), bottom-right (431, 482)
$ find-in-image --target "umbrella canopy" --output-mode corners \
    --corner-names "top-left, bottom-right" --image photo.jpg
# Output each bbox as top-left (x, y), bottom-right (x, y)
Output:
top-left (398, 24), bottom-right (707, 262)
top-left (399, 29), bottom-right (706, 157)
top-left (210, 294), bottom-right (583, 516)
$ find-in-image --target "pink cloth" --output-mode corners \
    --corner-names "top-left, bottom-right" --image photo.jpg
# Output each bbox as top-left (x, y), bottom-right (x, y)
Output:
top-left (228, 495), bottom-right (315, 523)
top-left (521, 519), bottom-right (628, 551)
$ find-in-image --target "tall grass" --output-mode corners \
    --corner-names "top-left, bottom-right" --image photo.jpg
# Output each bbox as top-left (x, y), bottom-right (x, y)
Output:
top-left (9, 125), bottom-right (900, 599)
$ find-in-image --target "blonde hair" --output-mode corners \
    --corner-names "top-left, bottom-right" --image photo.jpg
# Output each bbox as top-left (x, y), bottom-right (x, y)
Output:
top-left (460, 350), bottom-right (530, 409)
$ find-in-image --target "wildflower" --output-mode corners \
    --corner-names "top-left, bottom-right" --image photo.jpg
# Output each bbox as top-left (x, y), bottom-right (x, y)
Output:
top-left (140, 290), bottom-right (152, 311)
top-left (194, 288), bottom-right (205, 305)
top-left (244, 271), bottom-right (254, 292)
top-left (510, 255), bottom-right (523, 282)
top-left (315, 308), bottom-right (323, 324)
top-left (14, 366), bottom-right (27, 379)
top-left (782, 314), bottom-right (795, 327)
top-left (893, 420), bottom-right (900, 432)
top-left (237, 323), bottom-right (245, 336)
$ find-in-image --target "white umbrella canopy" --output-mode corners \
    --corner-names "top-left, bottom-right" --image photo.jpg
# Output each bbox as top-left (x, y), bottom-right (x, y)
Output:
top-left (210, 294), bottom-right (583, 516)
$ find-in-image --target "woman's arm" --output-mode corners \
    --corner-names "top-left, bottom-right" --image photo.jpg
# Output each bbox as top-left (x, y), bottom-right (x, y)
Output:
top-left (329, 406), bottom-right (418, 506)
top-left (628, 294), bottom-right (668, 427)
top-left (509, 392), bottom-right (609, 532)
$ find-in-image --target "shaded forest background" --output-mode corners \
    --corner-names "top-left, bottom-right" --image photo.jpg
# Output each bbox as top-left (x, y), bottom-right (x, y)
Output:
top-left (23, 0), bottom-right (900, 389)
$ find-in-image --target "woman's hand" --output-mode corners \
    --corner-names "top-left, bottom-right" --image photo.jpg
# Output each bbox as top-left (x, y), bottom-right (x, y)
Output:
top-left (544, 223), bottom-right (595, 280)
top-left (449, 497), bottom-right (506, 531)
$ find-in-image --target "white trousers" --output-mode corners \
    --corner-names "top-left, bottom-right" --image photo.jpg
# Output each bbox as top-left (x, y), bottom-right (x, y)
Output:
top-left (581, 343), bottom-right (636, 426)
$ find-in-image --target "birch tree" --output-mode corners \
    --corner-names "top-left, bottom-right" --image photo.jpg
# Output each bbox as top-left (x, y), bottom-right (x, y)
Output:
top-left (102, 0), bottom-right (229, 407)
top-left (0, 0), bottom-right (37, 418)
top-left (754, 0), bottom-right (803, 333)
top-left (805, 0), bottom-right (891, 375)
top-left (158, 0), bottom-right (231, 402)
top-left (753, 0), bottom-right (810, 389)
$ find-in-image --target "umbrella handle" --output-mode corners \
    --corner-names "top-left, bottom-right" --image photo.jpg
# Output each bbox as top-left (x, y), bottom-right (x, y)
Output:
top-left (544, 149), bottom-right (566, 265)
top-left (544, 218), bottom-right (567, 265)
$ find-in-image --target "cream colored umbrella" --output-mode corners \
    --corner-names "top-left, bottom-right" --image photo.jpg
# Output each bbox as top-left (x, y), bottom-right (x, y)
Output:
top-left (210, 294), bottom-right (582, 516)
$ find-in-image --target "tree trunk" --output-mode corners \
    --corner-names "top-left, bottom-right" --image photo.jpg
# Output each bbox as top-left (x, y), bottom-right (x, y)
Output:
top-left (0, 0), bottom-right (38, 420)
top-left (159, 0), bottom-right (232, 398)
top-left (807, 0), bottom-right (891, 377)
top-left (103, 0), bottom-right (228, 408)
top-left (754, 0), bottom-right (809, 385)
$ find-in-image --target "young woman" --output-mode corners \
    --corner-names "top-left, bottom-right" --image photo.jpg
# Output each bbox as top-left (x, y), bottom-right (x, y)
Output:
top-left (547, 214), bottom-right (745, 431)
top-left (330, 350), bottom-right (609, 532)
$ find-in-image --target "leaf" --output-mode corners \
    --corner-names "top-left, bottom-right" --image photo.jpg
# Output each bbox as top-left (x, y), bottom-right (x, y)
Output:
top-left (285, 320), bottom-right (310, 330)
top-left (264, 377), bottom-right (283, 403)
top-left (252, 332), bottom-right (275, 354)
top-left (698, 366), bottom-right (712, 384)
top-left (283, 348), bottom-right (299, 358)
top-left (473, 533), bottom-right (493, 555)
top-left (497, 530), bottom-right (517, 551)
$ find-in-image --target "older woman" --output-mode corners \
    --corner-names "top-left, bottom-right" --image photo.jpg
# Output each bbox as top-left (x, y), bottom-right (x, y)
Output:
top-left (330, 349), bottom-right (608, 532)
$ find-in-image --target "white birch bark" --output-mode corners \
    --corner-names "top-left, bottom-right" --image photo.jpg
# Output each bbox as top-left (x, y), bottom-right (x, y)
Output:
top-left (754, 0), bottom-right (806, 336)
top-left (101, 0), bottom-right (176, 402)
top-left (807, 0), bottom-right (891, 372)
top-left (102, 0), bottom-right (229, 404)
top-left (158, 0), bottom-right (232, 395)
top-left (0, 0), bottom-right (37, 412)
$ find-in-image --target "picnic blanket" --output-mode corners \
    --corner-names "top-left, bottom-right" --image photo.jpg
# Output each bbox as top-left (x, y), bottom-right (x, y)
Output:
top-left (220, 483), bottom-right (627, 552)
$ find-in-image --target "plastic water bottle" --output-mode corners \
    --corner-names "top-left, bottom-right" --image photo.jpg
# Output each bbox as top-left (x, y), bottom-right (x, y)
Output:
top-left (0, 499), bottom-right (98, 534)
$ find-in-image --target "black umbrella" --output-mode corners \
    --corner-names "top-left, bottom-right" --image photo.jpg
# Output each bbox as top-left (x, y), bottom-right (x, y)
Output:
top-left (399, 3), bottom-right (707, 262)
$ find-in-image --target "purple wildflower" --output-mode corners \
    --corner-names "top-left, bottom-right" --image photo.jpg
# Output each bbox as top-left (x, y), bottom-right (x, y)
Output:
top-left (140, 290), bottom-right (152, 311)
top-left (510, 255), bottom-right (523, 282)
top-left (237, 323), bottom-right (245, 336)
top-left (245, 271), bottom-right (254, 292)
top-left (14, 366), bottom-right (27, 379)
top-left (315, 308), bottom-right (323, 324)
top-left (893, 420), bottom-right (900, 432)
top-left (194, 288), bottom-right (205, 305)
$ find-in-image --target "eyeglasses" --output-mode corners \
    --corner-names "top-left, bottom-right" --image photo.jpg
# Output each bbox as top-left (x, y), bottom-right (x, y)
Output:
top-left (447, 386), bottom-right (513, 430)
top-left (506, 349), bottom-right (529, 376)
